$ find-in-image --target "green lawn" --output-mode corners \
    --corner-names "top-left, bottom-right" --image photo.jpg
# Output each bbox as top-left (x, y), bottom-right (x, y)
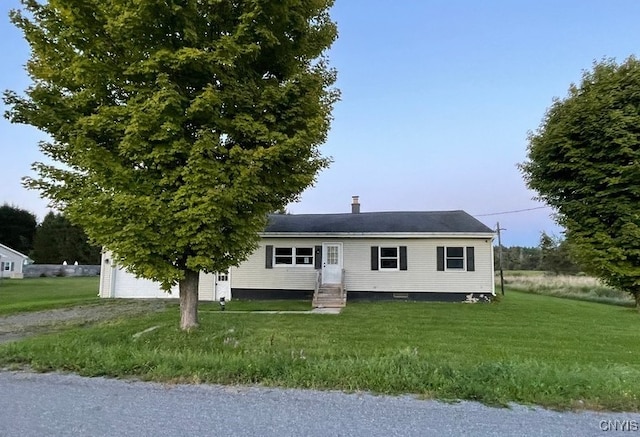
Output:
top-left (0, 277), bottom-right (100, 315)
top-left (1, 289), bottom-right (639, 411)
top-left (199, 299), bottom-right (311, 312)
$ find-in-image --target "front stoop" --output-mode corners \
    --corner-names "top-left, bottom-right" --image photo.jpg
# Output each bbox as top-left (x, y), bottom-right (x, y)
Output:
top-left (312, 285), bottom-right (346, 309)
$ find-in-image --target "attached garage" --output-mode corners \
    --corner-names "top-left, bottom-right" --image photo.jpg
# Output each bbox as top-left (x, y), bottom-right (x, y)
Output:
top-left (99, 254), bottom-right (229, 301)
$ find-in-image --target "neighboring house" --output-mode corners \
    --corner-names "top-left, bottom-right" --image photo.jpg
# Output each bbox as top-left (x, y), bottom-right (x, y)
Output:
top-left (99, 198), bottom-right (496, 306)
top-left (0, 243), bottom-right (31, 279)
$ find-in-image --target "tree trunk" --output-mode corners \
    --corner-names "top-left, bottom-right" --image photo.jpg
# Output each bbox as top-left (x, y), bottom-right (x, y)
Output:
top-left (635, 292), bottom-right (640, 312)
top-left (179, 269), bottom-right (200, 330)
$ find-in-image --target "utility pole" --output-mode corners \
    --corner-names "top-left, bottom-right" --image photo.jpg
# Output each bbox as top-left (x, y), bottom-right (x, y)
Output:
top-left (496, 222), bottom-right (506, 295)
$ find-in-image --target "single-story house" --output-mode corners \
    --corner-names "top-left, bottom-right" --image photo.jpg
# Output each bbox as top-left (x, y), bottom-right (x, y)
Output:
top-left (0, 243), bottom-right (31, 279)
top-left (99, 198), bottom-right (496, 305)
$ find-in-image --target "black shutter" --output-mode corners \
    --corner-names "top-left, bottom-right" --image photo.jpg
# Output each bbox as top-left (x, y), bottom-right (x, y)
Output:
top-left (371, 246), bottom-right (379, 270)
top-left (399, 246), bottom-right (408, 270)
top-left (265, 245), bottom-right (273, 269)
top-left (437, 246), bottom-right (444, 271)
top-left (314, 245), bottom-right (322, 269)
top-left (466, 247), bottom-right (475, 271)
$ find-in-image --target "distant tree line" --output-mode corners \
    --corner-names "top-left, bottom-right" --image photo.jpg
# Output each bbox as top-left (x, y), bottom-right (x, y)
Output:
top-left (0, 204), bottom-right (100, 264)
top-left (495, 231), bottom-right (581, 274)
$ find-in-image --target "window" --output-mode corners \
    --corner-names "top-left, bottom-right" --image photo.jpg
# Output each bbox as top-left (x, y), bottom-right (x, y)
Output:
top-left (371, 246), bottom-right (408, 271)
top-left (275, 247), bottom-right (314, 266)
top-left (437, 246), bottom-right (475, 272)
top-left (217, 271), bottom-right (229, 282)
top-left (446, 247), bottom-right (465, 270)
top-left (380, 247), bottom-right (399, 270)
top-left (296, 247), bottom-right (314, 265)
top-left (3, 262), bottom-right (13, 271)
top-left (275, 247), bottom-right (293, 265)
top-left (325, 245), bottom-right (339, 265)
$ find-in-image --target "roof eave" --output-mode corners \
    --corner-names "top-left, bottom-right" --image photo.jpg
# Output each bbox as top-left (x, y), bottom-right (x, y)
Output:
top-left (260, 232), bottom-right (496, 239)
top-left (0, 243), bottom-right (30, 259)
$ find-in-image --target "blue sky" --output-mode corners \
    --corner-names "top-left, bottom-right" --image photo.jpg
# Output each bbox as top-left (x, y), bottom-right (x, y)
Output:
top-left (1, 1), bottom-right (639, 246)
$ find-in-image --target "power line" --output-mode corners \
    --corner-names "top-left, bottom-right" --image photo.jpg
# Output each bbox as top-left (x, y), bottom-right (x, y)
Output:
top-left (473, 205), bottom-right (550, 217)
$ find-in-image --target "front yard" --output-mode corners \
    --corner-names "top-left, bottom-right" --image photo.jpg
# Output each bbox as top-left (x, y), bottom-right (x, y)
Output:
top-left (1, 278), bottom-right (639, 411)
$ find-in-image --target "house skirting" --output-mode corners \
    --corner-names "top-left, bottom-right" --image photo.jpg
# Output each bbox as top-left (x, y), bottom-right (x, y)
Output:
top-left (346, 291), bottom-right (493, 302)
top-left (231, 288), bottom-right (492, 302)
top-left (231, 288), bottom-right (314, 300)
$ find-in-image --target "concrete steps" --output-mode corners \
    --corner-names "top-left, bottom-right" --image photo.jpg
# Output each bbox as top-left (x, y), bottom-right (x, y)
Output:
top-left (312, 285), bottom-right (346, 308)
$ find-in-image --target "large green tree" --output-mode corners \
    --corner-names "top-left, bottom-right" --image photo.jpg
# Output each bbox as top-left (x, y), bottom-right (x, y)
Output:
top-left (31, 212), bottom-right (101, 265)
top-left (5, 0), bottom-right (338, 329)
top-left (0, 204), bottom-right (37, 255)
top-left (521, 57), bottom-right (640, 309)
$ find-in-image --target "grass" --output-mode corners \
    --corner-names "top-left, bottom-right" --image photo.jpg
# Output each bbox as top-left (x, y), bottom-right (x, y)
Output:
top-left (0, 277), bottom-right (100, 315)
top-left (199, 299), bottom-right (311, 312)
top-left (501, 271), bottom-right (635, 307)
top-left (1, 290), bottom-right (639, 411)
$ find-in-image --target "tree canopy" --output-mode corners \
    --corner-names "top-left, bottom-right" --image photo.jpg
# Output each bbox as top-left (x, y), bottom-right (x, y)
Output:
top-left (0, 204), bottom-right (36, 255)
top-left (521, 57), bottom-right (640, 308)
top-left (5, 0), bottom-right (339, 328)
top-left (31, 212), bottom-right (101, 265)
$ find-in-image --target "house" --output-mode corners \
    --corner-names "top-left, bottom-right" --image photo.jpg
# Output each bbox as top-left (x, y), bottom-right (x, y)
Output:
top-left (99, 197), bottom-right (496, 305)
top-left (0, 243), bottom-right (31, 279)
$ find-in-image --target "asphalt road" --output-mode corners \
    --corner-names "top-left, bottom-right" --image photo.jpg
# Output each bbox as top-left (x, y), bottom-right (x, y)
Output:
top-left (0, 372), bottom-right (638, 437)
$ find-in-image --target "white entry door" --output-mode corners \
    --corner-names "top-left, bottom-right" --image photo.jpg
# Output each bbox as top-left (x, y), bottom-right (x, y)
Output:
top-left (215, 270), bottom-right (231, 300)
top-left (322, 243), bottom-right (343, 284)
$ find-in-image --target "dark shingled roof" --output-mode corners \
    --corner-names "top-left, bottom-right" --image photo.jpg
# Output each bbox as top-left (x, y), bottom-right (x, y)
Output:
top-left (264, 211), bottom-right (494, 234)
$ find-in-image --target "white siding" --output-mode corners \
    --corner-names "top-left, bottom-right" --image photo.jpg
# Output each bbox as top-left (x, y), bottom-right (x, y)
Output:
top-left (99, 251), bottom-right (216, 300)
top-left (101, 236), bottom-right (495, 299)
top-left (232, 238), bottom-right (321, 290)
top-left (0, 246), bottom-right (27, 279)
top-left (98, 252), bottom-right (113, 297)
top-left (232, 237), bottom-right (494, 294)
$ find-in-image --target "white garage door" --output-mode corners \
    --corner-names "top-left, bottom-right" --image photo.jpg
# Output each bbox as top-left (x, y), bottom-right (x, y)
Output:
top-left (113, 268), bottom-right (179, 299)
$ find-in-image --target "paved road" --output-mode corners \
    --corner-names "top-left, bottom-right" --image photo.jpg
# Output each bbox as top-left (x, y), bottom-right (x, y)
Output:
top-left (0, 372), bottom-right (638, 437)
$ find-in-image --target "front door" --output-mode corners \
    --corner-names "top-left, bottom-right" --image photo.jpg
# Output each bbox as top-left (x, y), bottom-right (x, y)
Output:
top-left (216, 270), bottom-right (231, 301)
top-left (322, 243), bottom-right (343, 284)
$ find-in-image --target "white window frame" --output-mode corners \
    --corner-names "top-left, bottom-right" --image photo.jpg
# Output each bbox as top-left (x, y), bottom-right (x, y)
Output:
top-left (379, 246), bottom-right (400, 271)
top-left (445, 246), bottom-right (466, 271)
top-left (274, 247), bottom-right (314, 267)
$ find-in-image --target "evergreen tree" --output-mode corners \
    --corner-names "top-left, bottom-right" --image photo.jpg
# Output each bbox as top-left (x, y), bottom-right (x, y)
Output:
top-left (0, 204), bottom-right (36, 254)
top-left (31, 212), bottom-right (101, 264)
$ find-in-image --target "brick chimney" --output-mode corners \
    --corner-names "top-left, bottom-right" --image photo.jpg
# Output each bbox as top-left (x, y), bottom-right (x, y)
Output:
top-left (351, 196), bottom-right (360, 214)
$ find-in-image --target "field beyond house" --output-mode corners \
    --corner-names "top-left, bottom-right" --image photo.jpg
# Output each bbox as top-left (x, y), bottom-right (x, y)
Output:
top-left (0, 277), bottom-right (639, 411)
top-left (501, 271), bottom-right (635, 306)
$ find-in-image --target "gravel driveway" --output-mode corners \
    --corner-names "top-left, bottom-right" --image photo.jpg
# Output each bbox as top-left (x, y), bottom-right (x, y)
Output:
top-left (0, 300), bottom-right (168, 344)
top-left (0, 372), bottom-right (638, 437)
